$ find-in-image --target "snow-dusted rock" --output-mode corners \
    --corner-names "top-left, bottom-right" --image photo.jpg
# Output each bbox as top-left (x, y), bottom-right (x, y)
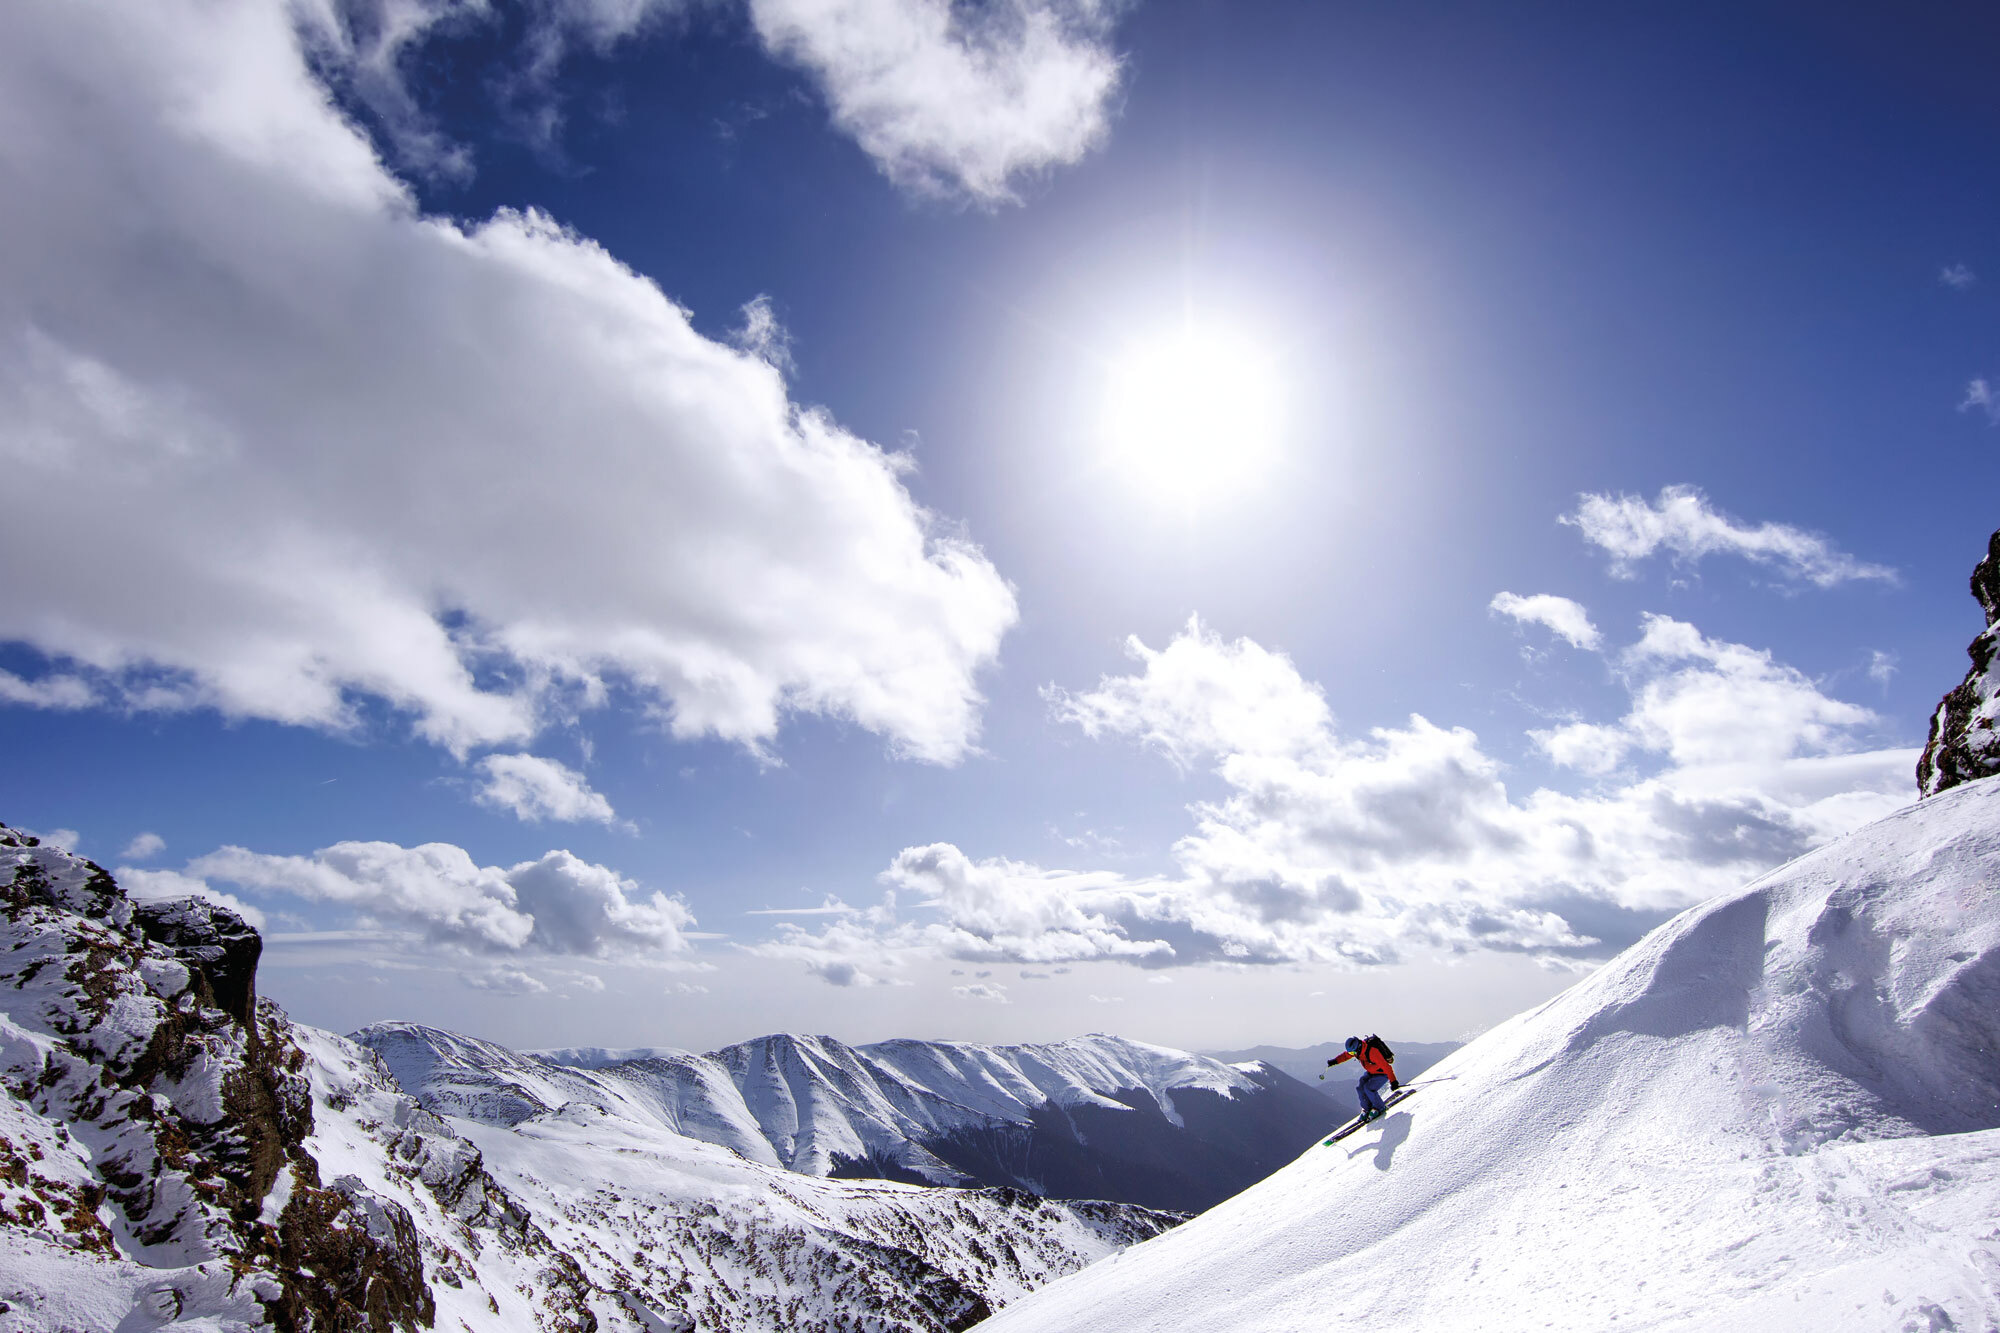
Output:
top-left (977, 779), bottom-right (2000, 1333)
top-left (1919, 527), bottom-right (2000, 796)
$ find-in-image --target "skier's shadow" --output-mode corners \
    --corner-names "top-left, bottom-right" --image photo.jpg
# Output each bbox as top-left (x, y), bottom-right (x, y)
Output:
top-left (1347, 1108), bottom-right (1414, 1172)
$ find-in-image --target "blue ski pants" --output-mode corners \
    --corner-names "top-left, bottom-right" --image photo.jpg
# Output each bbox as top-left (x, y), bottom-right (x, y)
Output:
top-left (1357, 1072), bottom-right (1389, 1114)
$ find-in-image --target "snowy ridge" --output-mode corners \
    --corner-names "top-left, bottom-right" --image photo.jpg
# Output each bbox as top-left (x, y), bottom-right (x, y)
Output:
top-left (384, 1023), bottom-right (1328, 1210)
top-left (980, 779), bottom-right (2000, 1333)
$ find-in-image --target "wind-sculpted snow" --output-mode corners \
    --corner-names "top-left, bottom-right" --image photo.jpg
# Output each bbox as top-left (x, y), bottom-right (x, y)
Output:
top-left (0, 829), bottom-right (1181, 1330)
top-left (979, 779), bottom-right (2000, 1333)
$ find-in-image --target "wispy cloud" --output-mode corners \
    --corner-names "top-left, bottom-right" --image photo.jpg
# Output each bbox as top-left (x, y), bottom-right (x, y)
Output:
top-left (1563, 486), bottom-right (1896, 586)
top-left (1961, 379), bottom-right (2000, 424)
top-left (301, 0), bottom-right (1127, 204)
top-left (1489, 592), bottom-right (1601, 650)
top-left (1941, 263), bottom-right (1978, 290)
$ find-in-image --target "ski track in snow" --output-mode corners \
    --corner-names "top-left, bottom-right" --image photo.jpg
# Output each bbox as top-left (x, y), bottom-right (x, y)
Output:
top-left (980, 780), bottom-right (2000, 1333)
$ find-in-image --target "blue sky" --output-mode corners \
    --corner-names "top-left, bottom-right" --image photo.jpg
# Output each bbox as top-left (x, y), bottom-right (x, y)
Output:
top-left (3, 0), bottom-right (1995, 1053)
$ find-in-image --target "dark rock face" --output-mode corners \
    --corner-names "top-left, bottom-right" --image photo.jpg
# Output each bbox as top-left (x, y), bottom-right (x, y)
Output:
top-left (1918, 529), bottom-right (2000, 797)
top-left (132, 894), bottom-right (263, 1026)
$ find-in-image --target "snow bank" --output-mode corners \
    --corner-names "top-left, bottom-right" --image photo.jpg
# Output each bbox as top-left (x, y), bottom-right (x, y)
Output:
top-left (979, 779), bottom-right (2000, 1333)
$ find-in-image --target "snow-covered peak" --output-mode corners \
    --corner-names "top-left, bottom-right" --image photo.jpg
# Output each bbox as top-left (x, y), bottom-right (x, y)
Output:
top-left (980, 779), bottom-right (2000, 1332)
top-left (353, 1021), bottom-right (1323, 1210)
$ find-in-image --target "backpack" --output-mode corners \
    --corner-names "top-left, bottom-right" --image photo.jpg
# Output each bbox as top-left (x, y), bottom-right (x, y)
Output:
top-left (1364, 1034), bottom-right (1395, 1064)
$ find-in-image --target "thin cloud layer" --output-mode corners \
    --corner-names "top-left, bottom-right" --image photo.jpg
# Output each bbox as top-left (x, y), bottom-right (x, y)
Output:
top-left (0, 0), bottom-right (1015, 765)
top-left (1490, 592), bottom-right (1602, 650)
top-left (1563, 486), bottom-right (1896, 586)
top-left (476, 753), bottom-right (619, 825)
top-left (762, 614), bottom-right (1915, 983)
top-left (186, 840), bottom-right (695, 957)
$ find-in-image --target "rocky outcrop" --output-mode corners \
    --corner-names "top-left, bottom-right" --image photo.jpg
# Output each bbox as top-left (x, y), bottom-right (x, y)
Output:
top-left (0, 826), bottom-right (589, 1331)
top-left (1918, 528), bottom-right (2000, 796)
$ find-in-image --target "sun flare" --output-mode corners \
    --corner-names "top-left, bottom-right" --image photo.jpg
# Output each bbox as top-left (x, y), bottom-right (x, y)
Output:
top-left (1100, 325), bottom-right (1284, 504)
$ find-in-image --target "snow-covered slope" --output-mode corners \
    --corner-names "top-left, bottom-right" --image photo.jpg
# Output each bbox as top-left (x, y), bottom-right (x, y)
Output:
top-left (0, 829), bottom-right (1180, 1332)
top-left (979, 779), bottom-right (2000, 1333)
top-left (445, 1027), bottom-right (1332, 1211)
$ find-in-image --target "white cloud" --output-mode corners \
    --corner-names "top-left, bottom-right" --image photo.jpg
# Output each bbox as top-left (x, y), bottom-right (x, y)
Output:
top-left (1046, 616), bottom-right (1331, 769)
top-left (746, 0), bottom-right (1124, 203)
top-left (0, 0), bottom-right (1016, 766)
top-left (302, 0), bottom-right (1124, 204)
top-left (1086, 993), bottom-right (1123, 1004)
top-left (26, 828), bottom-right (81, 853)
top-left (462, 966), bottom-right (551, 995)
top-left (762, 614), bottom-right (1915, 981)
top-left (1489, 592), bottom-right (1601, 651)
top-left (122, 832), bottom-right (167, 861)
top-left (476, 753), bottom-right (619, 825)
top-left (1868, 651), bottom-right (1897, 688)
top-left (1961, 379), bottom-right (2000, 424)
top-left (953, 982), bottom-right (1010, 1003)
top-left (1562, 486), bottom-right (1896, 586)
top-left (0, 670), bottom-right (96, 710)
top-left (184, 840), bottom-right (694, 957)
top-left (1941, 263), bottom-right (1978, 290)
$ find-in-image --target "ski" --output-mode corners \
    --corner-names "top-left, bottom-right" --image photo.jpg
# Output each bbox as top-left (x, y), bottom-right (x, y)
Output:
top-left (1320, 1086), bottom-right (1417, 1145)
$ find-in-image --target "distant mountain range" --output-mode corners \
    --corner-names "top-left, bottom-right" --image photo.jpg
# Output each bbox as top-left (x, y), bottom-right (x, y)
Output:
top-left (362, 1023), bottom-right (1340, 1214)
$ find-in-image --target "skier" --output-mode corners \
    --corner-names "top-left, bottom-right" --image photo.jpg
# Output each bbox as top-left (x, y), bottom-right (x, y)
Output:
top-left (1326, 1034), bottom-right (1399, 1123)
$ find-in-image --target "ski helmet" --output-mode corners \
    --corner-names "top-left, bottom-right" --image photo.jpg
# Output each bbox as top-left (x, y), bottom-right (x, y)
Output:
top-left (1345, 1036), bottom-right (1362, 1053)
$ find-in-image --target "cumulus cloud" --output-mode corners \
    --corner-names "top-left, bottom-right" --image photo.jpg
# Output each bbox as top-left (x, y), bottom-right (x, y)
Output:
top-left (1046, 616), bottom-right (1331, 768)
top-left (476, 753), bottom-right (619, 825)
top-left (1562, 486), bottom-right (1896, 586)
top-left (122, 832), bottom-right (167, 861)
top-left (952, 982), bottom-right (1010, 1003)
top-left (0, 0), bottom-right (1015, 767)
top-left (747, 0), bottom-right (1124, 202)
top-left (762, 614), bottom-right (1914, 981)
top-left (184, 840), bottom-right (694, 957)
top-left (1489, 592), bottom-right (1601, 650)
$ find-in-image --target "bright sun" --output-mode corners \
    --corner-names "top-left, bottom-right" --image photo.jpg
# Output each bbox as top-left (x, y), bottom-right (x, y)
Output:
top-left (1100, 325), bottom-right (1284, 504)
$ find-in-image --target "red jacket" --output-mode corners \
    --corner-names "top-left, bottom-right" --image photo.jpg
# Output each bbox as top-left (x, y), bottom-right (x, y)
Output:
top-left (1331, 1040), bottom-right (1395, 1081)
